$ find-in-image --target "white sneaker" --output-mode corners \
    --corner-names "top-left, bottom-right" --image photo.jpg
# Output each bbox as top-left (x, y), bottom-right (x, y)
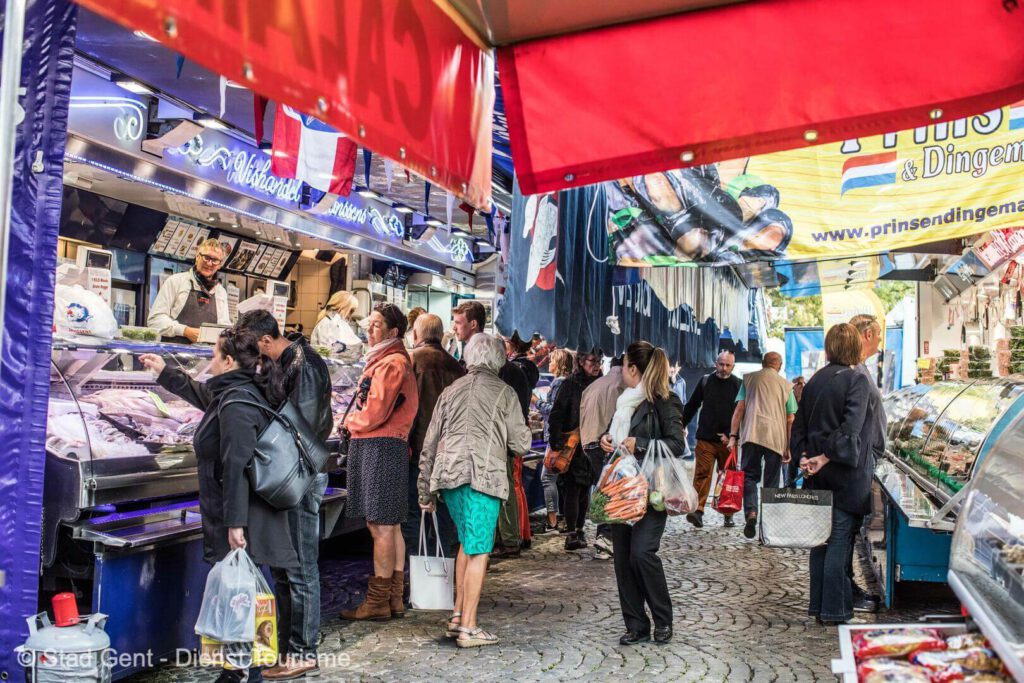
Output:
top-left (594, 535), bottom-right (614, 556)
top-left (593, 546), bottom-right (613, 560)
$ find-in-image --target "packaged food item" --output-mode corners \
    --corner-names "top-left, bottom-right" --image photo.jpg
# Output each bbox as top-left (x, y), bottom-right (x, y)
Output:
top-left (854, 628), bottom-right (947, 660)
top-left (911, 648), bottom-right (1003, 677)
top-left (961, 673), bottom-right (1011, 682)
top-left (857, 657), bottom-right (932, 682)
top-left (944, 634), bottom-right (988, 651)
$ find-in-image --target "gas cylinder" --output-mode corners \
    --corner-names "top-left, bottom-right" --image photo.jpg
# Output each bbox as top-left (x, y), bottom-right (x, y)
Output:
top-left (16, 594), bottom-right (111, 682)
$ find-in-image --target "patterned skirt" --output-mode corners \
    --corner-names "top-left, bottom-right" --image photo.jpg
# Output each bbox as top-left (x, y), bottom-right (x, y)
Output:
top-left (345, 436), bottom-right (409, 525)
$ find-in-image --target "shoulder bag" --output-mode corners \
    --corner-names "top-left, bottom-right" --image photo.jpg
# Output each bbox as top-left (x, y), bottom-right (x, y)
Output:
top-left (219, 395), bottom-right (330, 511)
top-left (543, 430), bottom-right (580, 474)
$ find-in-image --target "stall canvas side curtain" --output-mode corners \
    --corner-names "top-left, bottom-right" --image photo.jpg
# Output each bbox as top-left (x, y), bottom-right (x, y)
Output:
top-left (500, 0), bottom-right (1024, 195)
top-left (0, 0), bottom-right (76, 677)
top-left (73, 0), bottom-right (495, 209)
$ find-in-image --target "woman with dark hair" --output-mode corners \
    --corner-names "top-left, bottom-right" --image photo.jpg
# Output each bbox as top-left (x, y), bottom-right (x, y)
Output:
top-left (791, 322), bottom-right (873, 626)
top-left (600, 341), bottom-right (686, 646)
top-left (341, 303), bottom-right (419, 622)
top-left (548, 348), bottom-right (603, 551)
top-left (140, 330), bottom-right (296, 683)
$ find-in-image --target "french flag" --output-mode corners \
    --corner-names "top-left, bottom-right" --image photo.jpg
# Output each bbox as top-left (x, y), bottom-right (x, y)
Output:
top-left (840, 152), bottom-right (898, 196)
top-left (1008, 100), bottom-right (1024, 130)
top-left (271, 104), bottom-right (358, 196)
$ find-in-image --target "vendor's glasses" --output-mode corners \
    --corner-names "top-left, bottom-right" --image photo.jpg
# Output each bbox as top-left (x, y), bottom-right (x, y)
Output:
top-left (198, 253), bottom-right (223, 265)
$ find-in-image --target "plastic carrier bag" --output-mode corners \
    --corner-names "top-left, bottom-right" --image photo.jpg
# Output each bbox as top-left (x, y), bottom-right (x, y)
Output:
top-left (53, 284), bottom-right (118, 339)
top-left (588, 447), bottom-right (649, 525)
top-left (639, 440), bottom-right (698, 516)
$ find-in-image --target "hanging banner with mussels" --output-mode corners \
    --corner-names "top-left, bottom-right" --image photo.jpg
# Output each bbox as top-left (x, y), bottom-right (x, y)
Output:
top-left (607, 100), bottom-right (1024, 265)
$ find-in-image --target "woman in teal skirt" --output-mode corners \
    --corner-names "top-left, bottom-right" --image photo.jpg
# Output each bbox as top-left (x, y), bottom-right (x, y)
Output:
top-left (418, 333), bottom-right (533, 648)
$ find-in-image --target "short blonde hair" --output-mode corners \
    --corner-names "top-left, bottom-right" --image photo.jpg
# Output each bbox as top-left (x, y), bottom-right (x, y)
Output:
top-left (318, 290), bottom-right (357, 324)
top-left (464, 333), bottom-right (506, 373)
top-left (548, 348), bottom-right (575, 378)
top-left (196, 238), bottom-right (225, 261)
top-left (825, 323), bottom-right (863, 366)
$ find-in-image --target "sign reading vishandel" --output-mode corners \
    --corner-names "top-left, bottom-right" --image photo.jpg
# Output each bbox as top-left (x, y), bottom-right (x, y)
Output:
top-left (606, 100), bottom-right (1024, 266)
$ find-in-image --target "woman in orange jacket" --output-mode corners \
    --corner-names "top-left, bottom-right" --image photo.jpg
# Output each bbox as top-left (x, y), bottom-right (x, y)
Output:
top-left (340, 303), bottom-right (419, 622)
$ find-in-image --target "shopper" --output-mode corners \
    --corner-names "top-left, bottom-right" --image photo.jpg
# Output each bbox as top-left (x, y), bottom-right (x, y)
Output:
top-left (403, 313), bottom-right (465, 562)
top-left (728, 351), bottom-right (797, 539)
top-left (669, 365), bottom-right (692, 459)
top-left (231, 310), bottom-right (331, 680)
top-left (341, 303), bottom-right (419, 622)
top-left (791, 323), bottom-right (873, 626)
top-left (148, 238), bottom-right (230, 344)
top-left (418, 333), bottom-right (533, 648)
top-left (505, 331), bottom-right (541, 549)
top-left (848, 313), bottom-right (887, 612)
top-left (452, 301), bottom-right (530, 558)
top-left (140, 330), bottom-right (295, 683)
top-left (537, 348), bottom-right (575, 533)
top-left (309, 290), bottom-right (363, 360)
top-left (599, 341), bottom-right (685, 646)
top-left (579, 355), bottom-right (627, 558)
top-left (548, 348), bottom-right (603, 551)
top-left (681, 350), bottom-right (741, 528)
top-left (405, 307), bottom-right (427, 348)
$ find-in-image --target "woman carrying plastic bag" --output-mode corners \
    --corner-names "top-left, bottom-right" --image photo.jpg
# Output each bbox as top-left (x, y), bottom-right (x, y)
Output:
top-left (599, 342), bottom-right (687, 647)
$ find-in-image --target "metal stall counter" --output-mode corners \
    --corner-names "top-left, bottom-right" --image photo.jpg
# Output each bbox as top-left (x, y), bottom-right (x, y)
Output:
top-left (42, 333), bottom-right (362, 679)
top-left (868, 377), bottom-right (1024, 607)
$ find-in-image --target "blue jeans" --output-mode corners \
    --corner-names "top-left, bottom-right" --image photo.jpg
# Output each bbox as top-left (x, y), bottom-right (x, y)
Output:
top-left (808, 507), bottom-right (863, 622)
top-left (271, 473), bottom-right (327, 656)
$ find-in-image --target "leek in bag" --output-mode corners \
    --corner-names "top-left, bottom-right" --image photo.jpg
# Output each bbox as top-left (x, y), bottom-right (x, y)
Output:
top-left (588, 447), bottom-right (648, 526)
top-left (639, 440), bottom-right (698, 516)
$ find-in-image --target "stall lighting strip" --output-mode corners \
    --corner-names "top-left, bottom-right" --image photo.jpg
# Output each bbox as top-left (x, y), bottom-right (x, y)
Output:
top-left (63, 151), bottom-right (442, 274)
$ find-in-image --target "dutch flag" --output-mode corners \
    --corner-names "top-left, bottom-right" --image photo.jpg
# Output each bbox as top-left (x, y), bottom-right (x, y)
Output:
top-left (271, 104), bottom-right (358, 196)
top-left (1008, 101), bottom-right (1024, 130)
top-left (840, 152), bottom-right (898, 197)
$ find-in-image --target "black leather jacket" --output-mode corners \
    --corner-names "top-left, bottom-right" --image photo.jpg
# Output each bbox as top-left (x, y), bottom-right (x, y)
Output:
top-left (628, 393), bottom-right (687, 460)
top-left (281, 338), bottom-right (333, 442)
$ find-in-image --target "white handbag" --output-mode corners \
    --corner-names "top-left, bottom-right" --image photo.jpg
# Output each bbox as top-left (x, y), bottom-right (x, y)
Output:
top-left (409, 511), bottom-right (456, 611)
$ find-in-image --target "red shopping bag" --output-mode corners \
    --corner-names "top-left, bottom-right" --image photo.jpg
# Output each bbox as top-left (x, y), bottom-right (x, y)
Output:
top-left (712, 449), bottom-right (744, 515)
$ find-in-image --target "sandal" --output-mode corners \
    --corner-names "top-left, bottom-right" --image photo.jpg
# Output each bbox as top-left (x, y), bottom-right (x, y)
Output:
top-left (456, 626), bottom-right (499, 648)
top-left (445, 612), bottom-right (462, 639)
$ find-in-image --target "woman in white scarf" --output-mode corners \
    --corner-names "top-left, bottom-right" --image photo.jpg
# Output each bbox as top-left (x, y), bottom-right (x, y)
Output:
top-left (599, 341), bottom-right (686, 648)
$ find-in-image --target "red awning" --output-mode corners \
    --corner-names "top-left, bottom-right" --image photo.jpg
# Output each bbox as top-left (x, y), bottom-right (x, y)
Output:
top-left (75, 0), bottom-right (495, 209)
top-left (499, 0), bottom-right (1024, 194)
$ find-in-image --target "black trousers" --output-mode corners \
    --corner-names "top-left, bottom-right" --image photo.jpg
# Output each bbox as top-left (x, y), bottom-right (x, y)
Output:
top-left (612, 509), bottom-right (672, 632)
top-left (563, 477), bottom-right (590, 532)
top-left (741, 442), bottom-right (783, 519)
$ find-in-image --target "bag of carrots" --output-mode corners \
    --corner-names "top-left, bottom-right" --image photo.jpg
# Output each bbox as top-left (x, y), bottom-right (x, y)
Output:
top-left (588, 447), bottom-right (649, 525)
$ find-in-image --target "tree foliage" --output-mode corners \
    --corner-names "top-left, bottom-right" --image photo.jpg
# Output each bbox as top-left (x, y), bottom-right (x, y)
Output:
top-left (766, 281), bottom-right (914, 340)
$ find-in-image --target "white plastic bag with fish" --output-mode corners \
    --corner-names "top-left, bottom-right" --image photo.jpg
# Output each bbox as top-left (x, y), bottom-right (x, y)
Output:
top-left (53, 284), bottom-right (118, 339)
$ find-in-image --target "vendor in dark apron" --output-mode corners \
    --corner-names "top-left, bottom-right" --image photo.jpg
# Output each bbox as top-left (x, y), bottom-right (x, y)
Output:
top-left (163, 272), bottom-right (220, 344)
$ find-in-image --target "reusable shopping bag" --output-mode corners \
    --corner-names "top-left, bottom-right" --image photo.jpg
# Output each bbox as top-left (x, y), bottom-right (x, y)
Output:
top-left (639, 440), bottom-right (698, 516)
top-left (759, 475), bottom-right (833, 548)
top-left (712, 448), bottom-right (744, 515)
top-left (543, 429), bottom-right (579, 474)
top-left (409, 511), bottom-right (455, 611)
top-left (588, 447), bottom-right (649, 525)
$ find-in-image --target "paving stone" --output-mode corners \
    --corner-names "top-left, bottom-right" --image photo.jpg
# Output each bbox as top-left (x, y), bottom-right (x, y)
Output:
top-left (126, 513), bottom-right (957, 682)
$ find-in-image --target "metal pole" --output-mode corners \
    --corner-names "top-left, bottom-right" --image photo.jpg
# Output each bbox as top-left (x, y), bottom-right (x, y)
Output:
top-left (0, 0), bottom-right (28, 373)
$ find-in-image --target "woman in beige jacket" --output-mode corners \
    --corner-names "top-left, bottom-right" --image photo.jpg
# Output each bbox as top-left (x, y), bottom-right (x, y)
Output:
top-left (418, 333), bottom-right (532, 648)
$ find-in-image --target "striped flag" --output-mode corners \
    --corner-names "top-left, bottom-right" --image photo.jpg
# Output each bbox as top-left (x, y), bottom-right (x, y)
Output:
top-left (271, 104), bottom-right (358, 196)
top-left (840, 152), bottom-right (898, 196)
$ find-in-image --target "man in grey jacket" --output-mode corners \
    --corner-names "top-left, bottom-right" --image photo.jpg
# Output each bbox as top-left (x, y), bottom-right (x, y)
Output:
top-left (848, 314), bottom-right (886, 613)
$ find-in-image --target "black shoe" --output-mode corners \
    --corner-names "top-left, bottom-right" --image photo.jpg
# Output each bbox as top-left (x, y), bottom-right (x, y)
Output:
top-left (686, 511), bottom-right (704, 528)
top-left (521, 539), bottom-right (532, 551)
top-left (215, 671), bottom-right (244, 683)
top-left (743, 516), bottom-right (758, 539)
top-left (576, 530), bottom-right (587, 547)
top-left (619, 630), bottom-right (651, 646)
top-left (565, 532), bottom-right (585, 551)
top-left (853, 595), bottom-right (879, 613)
top-left (653, 626), bottom-right (673, 644)
top-left (723, 515), bottom-right (736, 528)
top-left (491, 546), bottom-right (521, 559)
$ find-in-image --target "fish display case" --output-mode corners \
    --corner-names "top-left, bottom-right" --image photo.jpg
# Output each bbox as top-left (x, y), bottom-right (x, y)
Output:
top-left (41, 334), bottom-right (363, 679)
top-left (867, 377), bottom-right (1024, 607)
top-left (832, 416), bottom-right (1024, 681)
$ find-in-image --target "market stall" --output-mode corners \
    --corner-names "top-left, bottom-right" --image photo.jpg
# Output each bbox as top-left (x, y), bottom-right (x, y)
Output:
top-left (833, 405), bottom-right (1024, 681)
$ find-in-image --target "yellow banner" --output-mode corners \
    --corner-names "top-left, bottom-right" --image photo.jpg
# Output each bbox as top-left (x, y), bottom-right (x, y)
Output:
top-left (606, 101), bottom-right (1024, 265)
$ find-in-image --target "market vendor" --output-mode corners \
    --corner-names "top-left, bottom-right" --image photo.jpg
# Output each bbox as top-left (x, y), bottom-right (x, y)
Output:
top-left (148, 238), bottom-right (230, 344)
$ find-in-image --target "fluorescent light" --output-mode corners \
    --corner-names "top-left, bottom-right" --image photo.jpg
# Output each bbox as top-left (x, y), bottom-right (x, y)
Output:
top-left (392, 204), bottom-right (413, 214)
top-left (195, 116), bottom-right (227, 130)
top-left (357, 189), bottom-right (379, 199)
top-left (112, 76), bottom-right (153, 95)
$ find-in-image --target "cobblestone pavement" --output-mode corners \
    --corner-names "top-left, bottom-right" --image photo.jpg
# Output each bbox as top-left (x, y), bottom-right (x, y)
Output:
top-left (129, 512), bottom-right (958, 683)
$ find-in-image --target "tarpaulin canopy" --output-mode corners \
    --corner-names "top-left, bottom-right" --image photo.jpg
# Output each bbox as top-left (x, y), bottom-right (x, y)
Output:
top-left (499, 0), bottom-right (1024, 195)
top-left (74, 0), bottom-right (495, 209)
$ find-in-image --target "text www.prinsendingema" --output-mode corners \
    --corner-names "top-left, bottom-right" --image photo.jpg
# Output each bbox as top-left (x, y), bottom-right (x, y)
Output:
top-left (811, 199), bottom-right (1024, 242)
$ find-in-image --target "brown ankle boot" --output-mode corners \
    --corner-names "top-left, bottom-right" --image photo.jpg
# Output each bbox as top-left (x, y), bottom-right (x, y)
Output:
top-left (390, 570), bottom-right (406, 618)
top-left (340, 576), bottom-right (392, 621)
